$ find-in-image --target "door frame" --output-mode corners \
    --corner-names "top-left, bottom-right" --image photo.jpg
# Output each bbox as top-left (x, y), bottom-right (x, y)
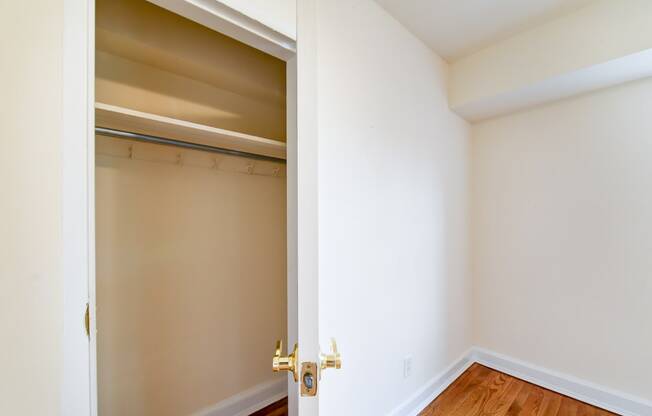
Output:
top-left (60, 1), bottom-right (298, 415)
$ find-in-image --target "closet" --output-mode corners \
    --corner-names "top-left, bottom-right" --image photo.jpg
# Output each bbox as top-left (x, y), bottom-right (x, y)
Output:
top-left (94, 1), bottom-right (288, 415)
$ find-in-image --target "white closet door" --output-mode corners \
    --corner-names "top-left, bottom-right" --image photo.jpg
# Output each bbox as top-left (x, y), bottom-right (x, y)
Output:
top-left (294, 0), bottom-right (320, 414)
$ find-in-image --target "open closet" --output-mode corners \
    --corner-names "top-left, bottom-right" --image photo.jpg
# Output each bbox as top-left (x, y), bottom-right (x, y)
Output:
top-left (94, 1), bottom-right (289, 415)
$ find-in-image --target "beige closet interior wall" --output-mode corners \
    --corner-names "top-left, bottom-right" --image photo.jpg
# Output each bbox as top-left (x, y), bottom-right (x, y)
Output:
top-left (472, 77), bottom-right (652, 402)
top-left (95, 1), bottom-right (288, 415)
top-left (96, 140), bottom-right (287, 416)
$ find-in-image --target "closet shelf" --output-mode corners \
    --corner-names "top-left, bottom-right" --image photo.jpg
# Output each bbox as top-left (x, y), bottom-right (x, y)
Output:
top-left (95, 103), bottom-right (286, 160)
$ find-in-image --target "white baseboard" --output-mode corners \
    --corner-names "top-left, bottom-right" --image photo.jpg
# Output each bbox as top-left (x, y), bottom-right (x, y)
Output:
top-left (389, 347), bottom-right (652, 416)
top-left (471, 347), bottom-right (652, 416)
top-left (388, 349), bottom-right (475, 416)
top-left (192, 378), bottom-right (287, 416)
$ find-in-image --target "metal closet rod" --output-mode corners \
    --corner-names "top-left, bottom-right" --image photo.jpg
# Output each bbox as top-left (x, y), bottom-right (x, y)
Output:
top-left (95, 126), bottom-right (286, 164)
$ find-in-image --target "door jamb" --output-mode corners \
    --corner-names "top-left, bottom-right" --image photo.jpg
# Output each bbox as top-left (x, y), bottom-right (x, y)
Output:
top-left (61, 0), bottom-right (95, 414)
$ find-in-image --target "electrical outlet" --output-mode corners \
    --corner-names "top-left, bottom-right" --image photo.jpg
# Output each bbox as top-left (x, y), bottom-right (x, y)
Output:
top-left (403, 356), bottom-right (412, 379)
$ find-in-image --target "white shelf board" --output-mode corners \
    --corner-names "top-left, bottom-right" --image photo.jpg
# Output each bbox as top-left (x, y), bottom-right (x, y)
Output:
top-left (95, 102), bottom-right (286, 160)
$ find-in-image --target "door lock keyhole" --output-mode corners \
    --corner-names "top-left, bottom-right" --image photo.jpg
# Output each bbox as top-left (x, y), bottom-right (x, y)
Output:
top-left (303, 372), bottom-right (314, 389)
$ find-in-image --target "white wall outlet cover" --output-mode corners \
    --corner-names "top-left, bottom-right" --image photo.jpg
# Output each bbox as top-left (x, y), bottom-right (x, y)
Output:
top-left (403, 356), bottom-right (413, 379)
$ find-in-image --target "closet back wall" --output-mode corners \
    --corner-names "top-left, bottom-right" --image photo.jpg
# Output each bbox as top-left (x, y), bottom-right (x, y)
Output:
top-left (96, 140), bottom-right (287, 416)
top-left (96, 139), bottom-right (287, 416)
top-left (95, 1), bottom-right (288, 415)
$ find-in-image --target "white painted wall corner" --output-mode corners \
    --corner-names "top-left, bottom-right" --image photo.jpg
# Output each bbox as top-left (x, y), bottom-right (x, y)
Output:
top-left (471, 348), bottom-right (652, 416)
top-left (391, 347), bottom-right (652, 416)
top-left (388, 349), bottom-right (475, 416)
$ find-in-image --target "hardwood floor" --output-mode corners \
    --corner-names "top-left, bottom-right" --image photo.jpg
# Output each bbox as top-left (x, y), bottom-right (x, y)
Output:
top-left (249, 397), bottom-right (288, 416)
top-left (246, 365), bottom-right (616, 416)
top-left (419, 364), bottom-right (618, 416)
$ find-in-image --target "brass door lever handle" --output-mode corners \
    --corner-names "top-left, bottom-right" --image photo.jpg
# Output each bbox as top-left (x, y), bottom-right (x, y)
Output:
top-left (319, 338), bottom-right (341, 374)
top-left (272, 340), bottom-right (299, 382)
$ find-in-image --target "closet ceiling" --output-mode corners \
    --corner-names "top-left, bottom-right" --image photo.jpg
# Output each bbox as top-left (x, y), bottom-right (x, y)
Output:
top-left (375, 0), bottom-right (595, 61)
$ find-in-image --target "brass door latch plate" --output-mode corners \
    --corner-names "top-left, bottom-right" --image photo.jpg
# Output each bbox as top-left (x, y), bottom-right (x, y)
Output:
top-left (300, 362), bottom-right (318, 397)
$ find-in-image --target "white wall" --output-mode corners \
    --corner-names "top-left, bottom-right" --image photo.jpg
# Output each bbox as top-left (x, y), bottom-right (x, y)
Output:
top-left (450, 0), bottom-right (652, 119)
top-left (315, 1), bottom-right (472, 414)
top-left (0, 1), bottom-right (64, 414)
top-left (472, 77), bottom-right (652, 402)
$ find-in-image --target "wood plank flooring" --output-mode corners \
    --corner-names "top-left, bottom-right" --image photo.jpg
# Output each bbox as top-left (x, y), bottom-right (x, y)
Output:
top-left (249, 397), bottom-right (288, 416)
top-left (419, 364), bottom-right (618, 416)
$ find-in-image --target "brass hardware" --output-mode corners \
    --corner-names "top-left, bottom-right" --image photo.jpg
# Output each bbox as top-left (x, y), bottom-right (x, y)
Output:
top-left (319, 338), bottom-right (341, 374)
top-left (272, 340), bottom-right (299, 382)
top-left (300, 362), bottom-right (318, 397)
top-left (84, 303), bottom-right (90, 338)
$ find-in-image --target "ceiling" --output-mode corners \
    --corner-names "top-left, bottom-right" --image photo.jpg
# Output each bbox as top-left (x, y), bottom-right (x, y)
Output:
top-left (375, 0), bottom-right (595, 61)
